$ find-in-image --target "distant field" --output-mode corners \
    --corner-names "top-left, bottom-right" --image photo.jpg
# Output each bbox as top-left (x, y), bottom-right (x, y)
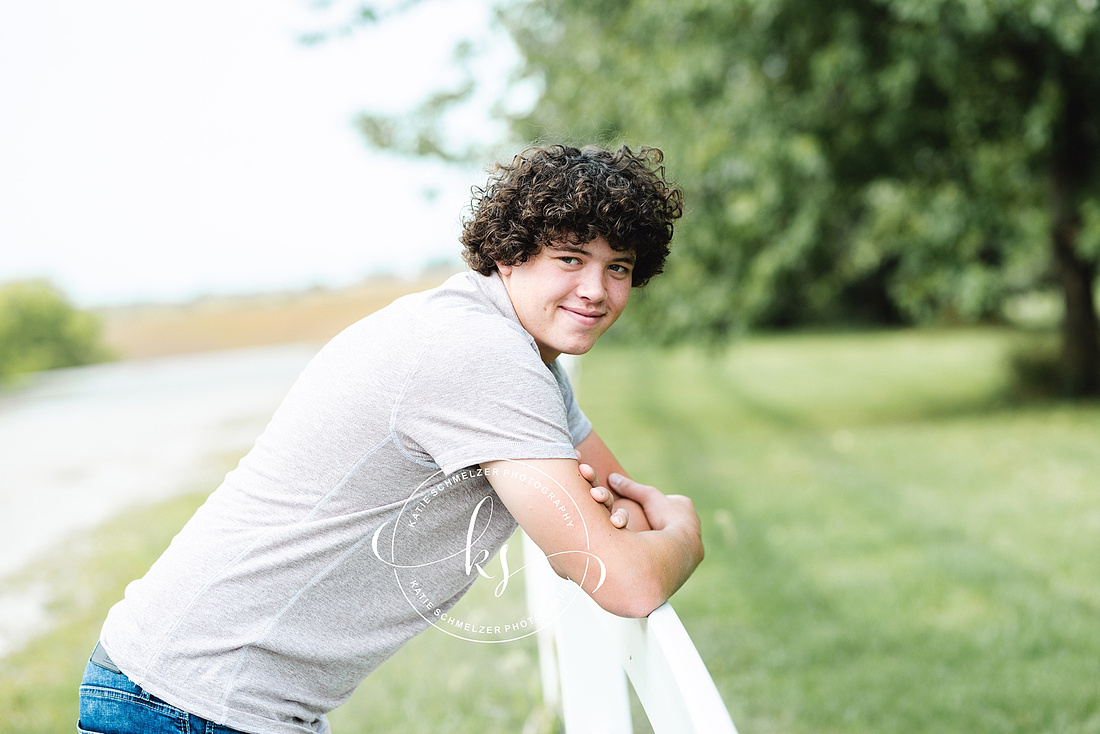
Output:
top-left (97, 274), bottom-right (453, 360)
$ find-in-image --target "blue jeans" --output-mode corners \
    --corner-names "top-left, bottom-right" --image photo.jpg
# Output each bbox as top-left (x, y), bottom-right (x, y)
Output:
top-left (78, 656), bottom-right (249, 734)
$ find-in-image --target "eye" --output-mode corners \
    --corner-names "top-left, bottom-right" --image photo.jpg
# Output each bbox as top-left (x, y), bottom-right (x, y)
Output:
top-left (609, 263), bottom-right (633, 278)
top-left (558, 256), bottom-right (581, 265)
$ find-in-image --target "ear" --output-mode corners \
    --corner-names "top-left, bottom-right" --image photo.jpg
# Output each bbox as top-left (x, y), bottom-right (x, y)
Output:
top-left (495, 261), bottom-right (514, 277)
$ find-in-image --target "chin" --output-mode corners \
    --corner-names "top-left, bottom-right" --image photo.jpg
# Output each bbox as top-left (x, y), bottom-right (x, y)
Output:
top-left (561, 342), bottom-right (595, 356)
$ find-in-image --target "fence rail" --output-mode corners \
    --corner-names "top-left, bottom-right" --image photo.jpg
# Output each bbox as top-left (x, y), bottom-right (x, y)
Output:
top-left (523, 533), bottom-right (737, 734)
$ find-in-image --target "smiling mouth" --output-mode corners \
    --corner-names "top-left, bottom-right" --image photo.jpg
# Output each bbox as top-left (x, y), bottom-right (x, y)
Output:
top-left (561, 306), bottom-right (604, 323)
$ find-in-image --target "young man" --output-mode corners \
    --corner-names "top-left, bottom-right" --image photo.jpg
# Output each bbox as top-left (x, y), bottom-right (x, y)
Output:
top-left (79, 144), bottom-right (704, 734)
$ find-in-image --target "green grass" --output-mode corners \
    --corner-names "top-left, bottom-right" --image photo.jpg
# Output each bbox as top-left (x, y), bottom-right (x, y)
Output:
top-left (3, 326), bottom-right (1099, 733)
top-left (579, 327), bottom-right (1100, 734)
top-left (0, 489), bottom-right (213, 733)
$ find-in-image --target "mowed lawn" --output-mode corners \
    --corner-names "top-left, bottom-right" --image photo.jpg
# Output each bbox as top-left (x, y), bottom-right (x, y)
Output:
top-left (2, 327), bottom-right (1098, 733)
top-left (578, 329), bottom-right (1100, 734)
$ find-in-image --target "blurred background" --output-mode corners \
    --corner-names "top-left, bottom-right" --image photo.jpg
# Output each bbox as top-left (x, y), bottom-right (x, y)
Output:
top-left (2, 0), bottom-right (1099, 732)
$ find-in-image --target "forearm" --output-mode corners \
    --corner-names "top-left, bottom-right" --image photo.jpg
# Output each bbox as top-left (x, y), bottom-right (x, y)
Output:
top-left (642, 519), bottom-right (705, 602)
top-left (584, 520), bottom-right (704, 617)
top-left (483, 458), bottom-right (702, 618)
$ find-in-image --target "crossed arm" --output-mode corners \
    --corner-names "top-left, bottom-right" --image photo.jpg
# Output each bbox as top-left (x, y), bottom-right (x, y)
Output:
top-left (481, 430), bottom-right (704, 619)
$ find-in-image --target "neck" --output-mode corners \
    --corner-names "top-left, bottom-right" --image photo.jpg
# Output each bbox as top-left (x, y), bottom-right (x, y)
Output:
top-left (539, 346), bottom-right (561, 365)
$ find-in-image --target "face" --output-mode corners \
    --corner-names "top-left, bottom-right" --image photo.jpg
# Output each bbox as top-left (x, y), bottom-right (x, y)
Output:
top-left (496, 236), bottom-right (634, 364)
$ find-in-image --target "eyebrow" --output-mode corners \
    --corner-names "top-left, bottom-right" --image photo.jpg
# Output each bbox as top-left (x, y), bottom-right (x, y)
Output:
top-left (548, 243), bottom-right (637, 265)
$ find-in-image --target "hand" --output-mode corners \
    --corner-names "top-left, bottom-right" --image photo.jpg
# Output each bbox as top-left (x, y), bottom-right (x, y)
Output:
top-left (607, 473), bottom-right (701, 554)
top-left (578, 459), bottom-right (630, 529)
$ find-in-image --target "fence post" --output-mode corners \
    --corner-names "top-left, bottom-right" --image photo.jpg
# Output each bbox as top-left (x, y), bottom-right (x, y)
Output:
top-left (523, 533), bottom-right (737, 734)
top-left (523, 532), bottom-right (633, 734)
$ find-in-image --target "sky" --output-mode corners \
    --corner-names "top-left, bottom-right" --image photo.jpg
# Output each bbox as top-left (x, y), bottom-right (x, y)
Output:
top-left (0, 0), bottom-right (522, 307)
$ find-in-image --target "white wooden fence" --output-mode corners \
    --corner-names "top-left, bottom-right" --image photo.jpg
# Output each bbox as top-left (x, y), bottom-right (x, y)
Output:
top-left (522, 534), bottom-right (737, 734)
top-left (526, 355), bottom-right (737, 733)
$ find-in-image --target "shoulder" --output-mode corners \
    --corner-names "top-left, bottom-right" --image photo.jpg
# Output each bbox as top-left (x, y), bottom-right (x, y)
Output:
top-left (395, 286), bottom-right (556, 412)
top-left (407, 318), bottom-right (548, 399)
top-left (404, 271), bottom-right (541, 363)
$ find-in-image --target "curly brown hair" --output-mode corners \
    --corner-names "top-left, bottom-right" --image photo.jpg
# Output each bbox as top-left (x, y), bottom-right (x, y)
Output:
top-left (461, 144), bottom-right (684, 287)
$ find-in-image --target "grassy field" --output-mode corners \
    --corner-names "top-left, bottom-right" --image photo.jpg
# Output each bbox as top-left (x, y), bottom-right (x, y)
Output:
top-left (579, 329), bottom-right (1100, 734)
top-left (2, 326), bottom-right (1099, 732)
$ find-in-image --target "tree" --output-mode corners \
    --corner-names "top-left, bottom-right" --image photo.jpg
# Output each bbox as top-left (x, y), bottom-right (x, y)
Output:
top-left (323, 0), bottom-right (1100, 395)
top-left (498, 0), bottom-right (1100, 394)
top-left (0, 281), bottom-right (112, 381)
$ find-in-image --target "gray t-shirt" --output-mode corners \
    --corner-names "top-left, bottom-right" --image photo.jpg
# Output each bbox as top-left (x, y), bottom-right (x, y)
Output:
top-left (99, 271), bottom-right (592, 734)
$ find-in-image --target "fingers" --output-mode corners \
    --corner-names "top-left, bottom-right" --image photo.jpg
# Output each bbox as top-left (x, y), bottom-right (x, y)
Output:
top-left (589, 484), bottom-right (615, 512)
top-left (607, 473), bottom-right (660, 505)
top-left (578, 461), bottom-right (598, 486)
top-left (590, 486), bottom-right (632, 529)
top-left (580, 461), bottom-right (616, 514)
top-left (578, 460), bottom-right (632, 529)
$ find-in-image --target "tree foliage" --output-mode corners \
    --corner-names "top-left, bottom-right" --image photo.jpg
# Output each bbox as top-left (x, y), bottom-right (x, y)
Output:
top-left (0, 281), bottom-right (112, 381)
top-left (327, 0), bottom-right (1100, 394)
top-left (496, 0), bottom-right (1100, 393)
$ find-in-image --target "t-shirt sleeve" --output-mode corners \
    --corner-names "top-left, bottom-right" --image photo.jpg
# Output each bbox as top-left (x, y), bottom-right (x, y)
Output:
top-left (393, 317), bottom-right (580, 475)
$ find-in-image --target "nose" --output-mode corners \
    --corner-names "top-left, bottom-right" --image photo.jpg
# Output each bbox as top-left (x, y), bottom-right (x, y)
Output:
top-left (575, 265), bottom-right (607, 302)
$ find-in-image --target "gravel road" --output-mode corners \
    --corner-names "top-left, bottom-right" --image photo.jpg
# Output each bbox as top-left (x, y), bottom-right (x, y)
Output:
top-left (0, 343), bottom-right (318, 657)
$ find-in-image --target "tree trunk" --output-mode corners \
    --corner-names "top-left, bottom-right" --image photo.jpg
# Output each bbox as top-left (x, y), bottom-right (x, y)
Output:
top-left (1047, 66), bottom-right (1100, 397)
top-left (1051, 222), bottom-right (1100, 396)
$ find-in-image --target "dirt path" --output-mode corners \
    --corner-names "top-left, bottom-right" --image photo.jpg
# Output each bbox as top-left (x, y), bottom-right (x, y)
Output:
top-left (0, 343), bottom-right (318, 656)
